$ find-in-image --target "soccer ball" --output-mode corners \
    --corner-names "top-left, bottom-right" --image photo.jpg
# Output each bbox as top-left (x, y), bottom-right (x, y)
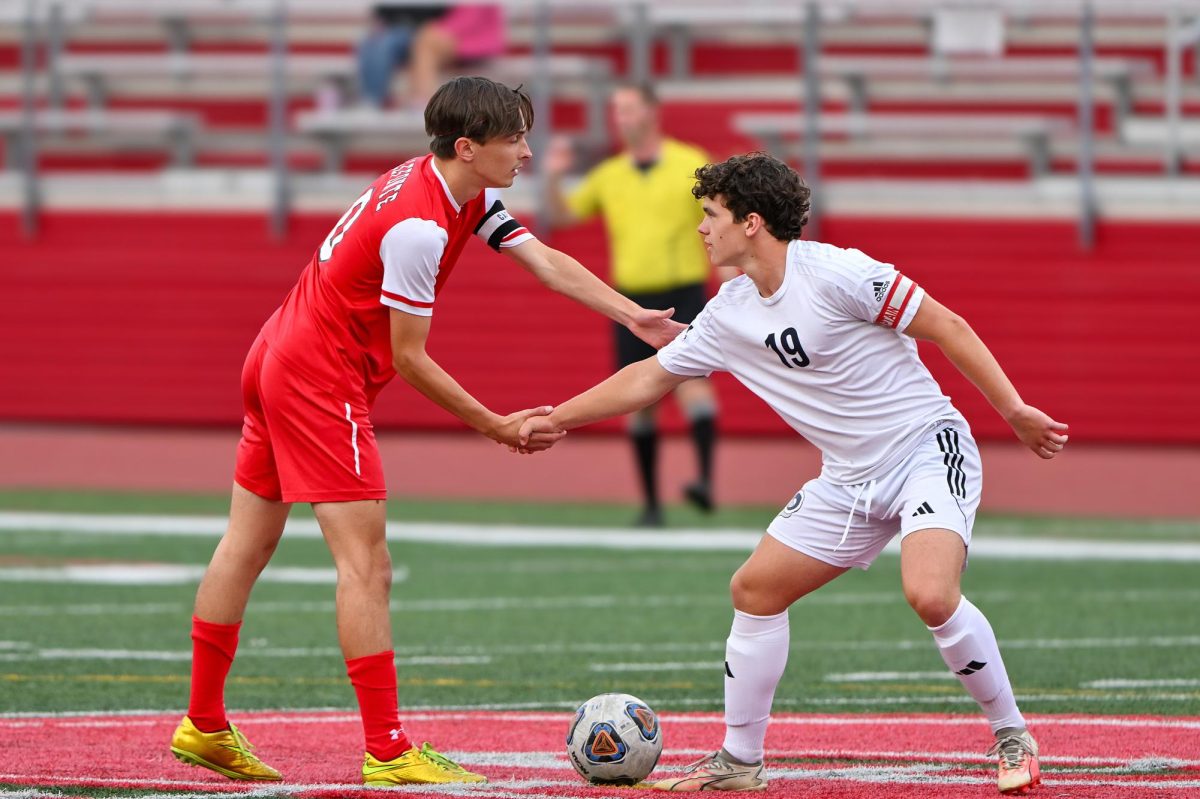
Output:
top-left (565, 692), bottom-right (663, 785)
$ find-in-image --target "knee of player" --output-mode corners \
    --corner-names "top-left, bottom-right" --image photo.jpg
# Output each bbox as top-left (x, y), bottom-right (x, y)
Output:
top-left (729, 568), bottom-right (770, 613)
top-left (250, 539), bottom-right (281, 571)
top-left (336, 555), bottom-right (394, 593)
top-left (904, 584), bottom-right (959, 627)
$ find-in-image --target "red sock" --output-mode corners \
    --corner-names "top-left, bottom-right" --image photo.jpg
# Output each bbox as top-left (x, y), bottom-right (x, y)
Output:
top-left (346, 650), bottom-right (411, 761)
top-left (187, 616), bottom-right (241, 733)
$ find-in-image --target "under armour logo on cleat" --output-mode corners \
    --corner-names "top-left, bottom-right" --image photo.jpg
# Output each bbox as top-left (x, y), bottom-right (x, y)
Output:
top-left (912, 501), bottom-right (935, 516)
top-left (956, 660), bottom-right (988, 676)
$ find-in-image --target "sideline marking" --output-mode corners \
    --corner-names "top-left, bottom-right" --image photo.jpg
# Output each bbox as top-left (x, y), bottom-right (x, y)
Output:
top-left (3, 511), bottom-right (1200, 560)
top-left (0, 563), bottom-right (408, 586)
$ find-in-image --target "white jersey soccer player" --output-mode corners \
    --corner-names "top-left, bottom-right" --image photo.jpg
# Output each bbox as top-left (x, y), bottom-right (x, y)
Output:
top-left (661, 238), bottom-right (960, 485)
top-left (520, 153), bottom-right (1067, 795)
top-left (657, 239), bottom-right (980, 569)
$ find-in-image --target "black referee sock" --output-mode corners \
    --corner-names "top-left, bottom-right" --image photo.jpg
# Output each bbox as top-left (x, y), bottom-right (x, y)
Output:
top-left (690, 414), bottom-right (716, 485)
top-left (630, 428), bottom-right (660, 511)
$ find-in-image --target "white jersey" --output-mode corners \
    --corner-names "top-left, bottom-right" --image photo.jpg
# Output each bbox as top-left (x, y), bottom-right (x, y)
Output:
top-left (657, 239), bottom-right (965, 485)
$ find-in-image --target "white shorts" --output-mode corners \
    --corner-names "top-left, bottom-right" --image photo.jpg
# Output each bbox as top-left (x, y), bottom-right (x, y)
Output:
top-left (767, 422), bottom-right (982, 570)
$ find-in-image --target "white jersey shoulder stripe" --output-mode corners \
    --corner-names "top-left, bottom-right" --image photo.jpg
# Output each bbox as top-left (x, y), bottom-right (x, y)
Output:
top-left (875, 274), bottom-right (917, 329)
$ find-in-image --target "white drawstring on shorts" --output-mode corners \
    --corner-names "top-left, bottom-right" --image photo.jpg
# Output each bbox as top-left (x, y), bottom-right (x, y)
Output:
top-left (835, 479), bottom-right (876, 552)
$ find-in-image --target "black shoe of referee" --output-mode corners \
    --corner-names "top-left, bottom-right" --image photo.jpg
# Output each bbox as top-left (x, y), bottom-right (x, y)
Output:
top-left (684, 480), bottom-right (715, 513)
top-left (634, 506), bottom-right (665, 528)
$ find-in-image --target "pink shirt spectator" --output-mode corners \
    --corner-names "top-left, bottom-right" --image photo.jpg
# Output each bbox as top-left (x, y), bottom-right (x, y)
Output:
top-left (433, 4), bottom-right (506, 61)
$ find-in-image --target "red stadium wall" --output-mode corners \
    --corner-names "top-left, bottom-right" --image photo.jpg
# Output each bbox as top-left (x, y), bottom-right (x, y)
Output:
top-left (1, 212), bottom-right (1196, 443)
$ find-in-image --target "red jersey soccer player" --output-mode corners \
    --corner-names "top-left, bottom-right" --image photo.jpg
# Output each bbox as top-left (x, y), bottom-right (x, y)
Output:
top-left (168, 77), bottom-right (684, 786)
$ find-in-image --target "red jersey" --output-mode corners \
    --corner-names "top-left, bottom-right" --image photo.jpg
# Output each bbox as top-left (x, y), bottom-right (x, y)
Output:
top-left (260, 155), bottom-right (532, 405)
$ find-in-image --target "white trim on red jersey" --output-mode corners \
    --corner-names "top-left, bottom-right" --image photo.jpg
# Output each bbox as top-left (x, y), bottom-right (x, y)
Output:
top-left (429, 158), bottom-right (460, 212)
top-left (379, 217), bottom-right (447, 317)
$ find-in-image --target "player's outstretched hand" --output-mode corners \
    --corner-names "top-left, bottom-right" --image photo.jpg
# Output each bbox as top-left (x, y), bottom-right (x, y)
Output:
top-left (629, 307), bottom-right (687, 349)
top-left (1007, 403), bottom-right (1069, 459)
top-left (518, 414), bottom-right (565, 451)
top-left (491, 406), bottom-right (565, 455)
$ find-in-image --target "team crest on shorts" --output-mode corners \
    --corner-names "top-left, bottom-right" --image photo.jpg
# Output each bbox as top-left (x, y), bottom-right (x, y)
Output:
top-left (780, 490), bottom-right (805, 518)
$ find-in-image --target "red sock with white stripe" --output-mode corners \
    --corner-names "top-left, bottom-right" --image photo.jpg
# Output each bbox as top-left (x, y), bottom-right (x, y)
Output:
top-left (187, 616), bottom-right (240, 732)
top-left (346, 650), bottom-right (412, 761)
top-left (929, 596), bottom-right (1026, 733)
top-left (721, 609), bottom-right (790, 764)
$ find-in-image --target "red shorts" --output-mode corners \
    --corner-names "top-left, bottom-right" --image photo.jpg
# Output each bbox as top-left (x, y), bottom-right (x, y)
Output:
top-left (234, 335), bottom-right (387, 503)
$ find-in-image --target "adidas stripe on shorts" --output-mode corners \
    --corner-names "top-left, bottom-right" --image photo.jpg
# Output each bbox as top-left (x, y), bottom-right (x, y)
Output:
top-left (767, 421), bottom-right (982, 570)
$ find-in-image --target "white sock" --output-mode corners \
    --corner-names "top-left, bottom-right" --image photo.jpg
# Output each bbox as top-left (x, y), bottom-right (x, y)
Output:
top-left (928, 596), bottom-right (1025, 733)
top-left (721, 609), bottom-right (789, 764)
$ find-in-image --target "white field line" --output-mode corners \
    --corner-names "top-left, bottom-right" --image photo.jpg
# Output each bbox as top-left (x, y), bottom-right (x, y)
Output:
top-left (4, 586), bottom-right (1196, 619)
top-left (0, 646), bottom-right (489, 665)
top-left (0, 564), bottom-right (408, 586)
top-left (824, 670), bottom-right (957, 681)
top-left (776, 693), bottom-right (1200, 707)
top-left (1083, 678), bottom-right (1200, 688)
top-left (395, 750), bottom-right (1200, 771)
top-left (0, 776), bottom-right (573, 799)
top-left (3, 633), bottom-right (1200, 666)
top-left (4, 511), bottom-right (1200, 561)
top-left (0, 594), bottom-right (729, 616)
top-left (4, 756), bottom-right (1200, 794)
top-left (590, 661), bottom-right (723, 672)
top-left (4, 708), bottom-right (1200, 733)
top-left (640, 694), bottom-right (1200, 708)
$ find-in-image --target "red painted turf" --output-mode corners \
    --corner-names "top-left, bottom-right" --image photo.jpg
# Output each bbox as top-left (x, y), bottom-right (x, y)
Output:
top-left (2, 711), bottom-right (1198, 798)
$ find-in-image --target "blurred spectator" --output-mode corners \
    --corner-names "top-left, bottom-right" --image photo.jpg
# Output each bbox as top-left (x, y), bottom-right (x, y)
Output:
top-left (547, 83), bottom-right (734, 527)
top-left (356, 4), bottom-right (444, 109)
top-left (357, 3), bottom-right (507, 110)
top-left (408, 4), bottom-right (507, 106)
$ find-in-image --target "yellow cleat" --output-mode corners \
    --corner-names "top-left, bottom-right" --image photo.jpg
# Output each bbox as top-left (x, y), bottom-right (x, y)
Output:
top-left (362, 742), bottom-right (487, 785)
top-left (169, 716), bottom-right (282, 781)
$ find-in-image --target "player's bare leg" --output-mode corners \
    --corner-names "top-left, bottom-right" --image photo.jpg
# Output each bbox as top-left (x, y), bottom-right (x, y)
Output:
top-left (313, 499), bottom-right (485, 785)
top-left (674, 377), bottom-right (718, 514)
top-left (655, 535), bottom-right (846, 792)
top-left (313, 499), bottom-right (394, 658)
top-left (171, 483), bottom-right (291, 781)
top-left (902, 530), bottom-right (1038, 794)
top-left (899, 528), bottom-right (964, 627)
top-left (195, 483), bottom-right (292, 623)
top-left (731, 534), bottom-right (848, 617)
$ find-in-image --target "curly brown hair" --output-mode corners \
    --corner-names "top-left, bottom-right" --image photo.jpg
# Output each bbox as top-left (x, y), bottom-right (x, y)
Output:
top-left (692, 153), bottom-right (810, 241)
top-left (425, 76), bottom-right (534, 159)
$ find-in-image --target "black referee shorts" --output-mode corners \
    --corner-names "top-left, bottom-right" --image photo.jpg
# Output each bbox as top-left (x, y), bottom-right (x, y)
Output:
top-left (614, 282), bottom-right (708, 370)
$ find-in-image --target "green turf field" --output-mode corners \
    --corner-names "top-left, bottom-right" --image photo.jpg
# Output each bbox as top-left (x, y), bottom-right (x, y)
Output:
top-left (1, 489), bottom-right (1197, 718)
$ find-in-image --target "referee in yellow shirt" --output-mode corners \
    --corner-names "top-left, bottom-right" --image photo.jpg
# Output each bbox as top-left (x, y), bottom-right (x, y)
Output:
top-left (548, 82), bottom-right (731, 527)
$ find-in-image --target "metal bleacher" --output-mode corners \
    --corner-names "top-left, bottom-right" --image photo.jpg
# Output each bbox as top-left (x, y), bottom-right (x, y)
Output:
top-left (2, 0), bottom-right (1198, 244)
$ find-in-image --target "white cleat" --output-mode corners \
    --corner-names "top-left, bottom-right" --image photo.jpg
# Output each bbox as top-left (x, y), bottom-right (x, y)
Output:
top-left (988, 729), bottom-right (1041, 795)
top-left (652, 749), bottom-right (767, 792)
